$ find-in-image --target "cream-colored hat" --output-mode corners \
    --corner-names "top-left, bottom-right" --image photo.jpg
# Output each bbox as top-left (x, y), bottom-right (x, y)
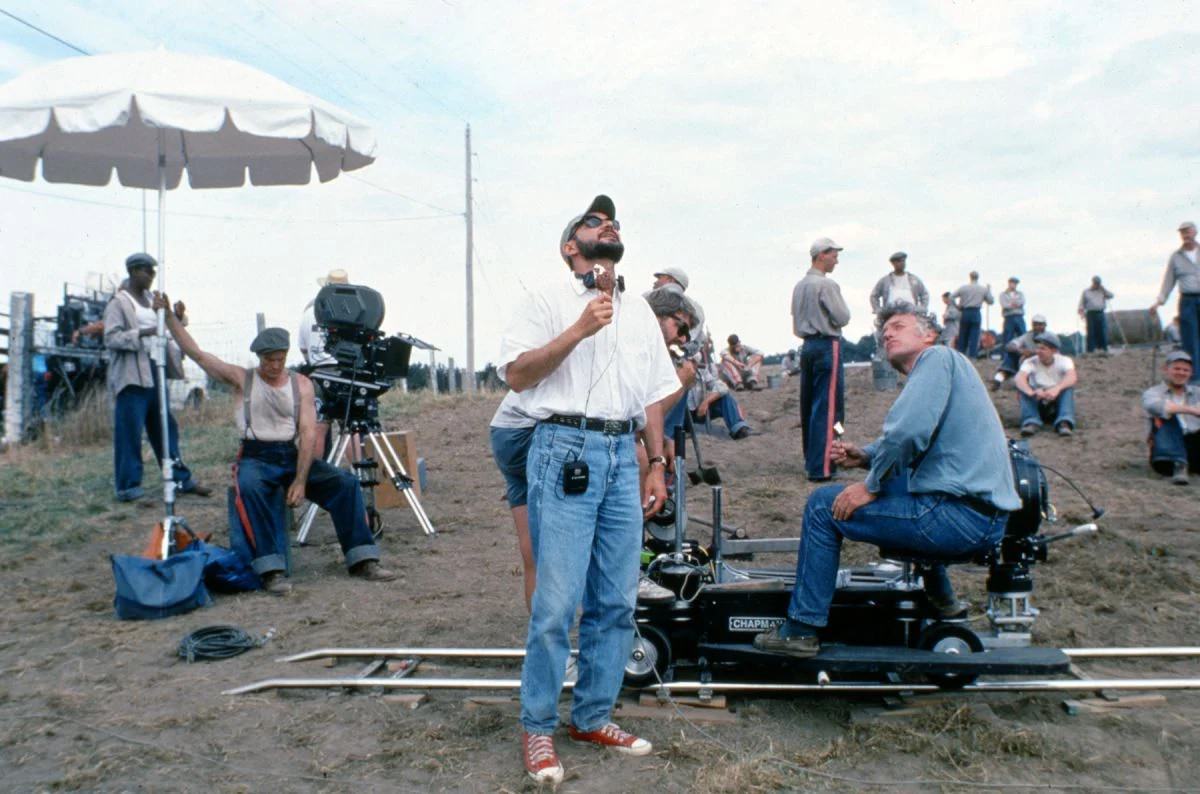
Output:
top-left (318, 268), bottom-right (350, 287)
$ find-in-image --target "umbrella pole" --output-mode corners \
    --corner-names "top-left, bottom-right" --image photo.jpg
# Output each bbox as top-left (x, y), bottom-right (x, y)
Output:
top-left (155, 128), bottom-right (178, 559)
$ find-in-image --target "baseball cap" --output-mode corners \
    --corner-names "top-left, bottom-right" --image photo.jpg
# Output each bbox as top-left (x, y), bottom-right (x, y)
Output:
top-left (1034, 332), bottom-right (1060, 349)
top-left (560, 195), bottom-right (617, 263)
top-left (889, 251), bottom-right (907, 262)
top-left (250, 327), bottom-right (290, 354)
top-left (1008, 276), bottom-right (1020, 283)
top-left (810, 237), bottom-right (843, 258)
top-left (318, 268), bottom-right (349, 287)
top-left (653, 266), bottom-right (690, 291)
top-left (125, 252), bottom-right (157, 272)
top-left (1165, 350), bottom-right (1193, 365)
top-left (1032, 314), bottom-right (1047, 324)
top-left (1179, 221), bottom-right (1196, 232)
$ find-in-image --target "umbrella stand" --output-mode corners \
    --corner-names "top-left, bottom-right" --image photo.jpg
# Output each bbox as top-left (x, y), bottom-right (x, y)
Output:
top-left (153, 126), bottom-right (181, 559)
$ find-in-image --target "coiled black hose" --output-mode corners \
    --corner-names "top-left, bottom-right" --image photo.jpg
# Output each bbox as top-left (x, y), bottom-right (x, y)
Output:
top-left (177, 625), bottom-right (273, 662)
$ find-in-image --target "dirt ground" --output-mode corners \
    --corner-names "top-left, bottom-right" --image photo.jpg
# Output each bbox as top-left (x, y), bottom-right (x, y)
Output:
top-left (1, 345), bottom-right (1198, 792)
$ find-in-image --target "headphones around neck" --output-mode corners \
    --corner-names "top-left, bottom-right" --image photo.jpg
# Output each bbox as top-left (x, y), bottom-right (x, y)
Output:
top-left (577, 269), bottom-right (625, 293)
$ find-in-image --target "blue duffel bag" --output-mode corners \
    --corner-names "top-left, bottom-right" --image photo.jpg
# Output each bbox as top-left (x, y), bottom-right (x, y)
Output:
top-left (111, 550), bottom-right (212, 620)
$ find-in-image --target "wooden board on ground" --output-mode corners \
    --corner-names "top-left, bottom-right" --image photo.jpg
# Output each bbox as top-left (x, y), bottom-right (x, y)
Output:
top-left (614, 699), bottom-right (739, 724)
top-left (1062, 695), bottom-right (1167, 715)
top-left (638, 692), bottom-right (727, 710)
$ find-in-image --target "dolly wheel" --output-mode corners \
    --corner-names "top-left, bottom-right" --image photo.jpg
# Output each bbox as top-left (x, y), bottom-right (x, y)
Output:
top-left (624, 625), bottom-right (671, 687)
top-left (918, 623), bottom-right (984, 690)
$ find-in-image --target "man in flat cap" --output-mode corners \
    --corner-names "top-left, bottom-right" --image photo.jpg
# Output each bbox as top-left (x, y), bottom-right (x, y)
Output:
top-left (1079, 276), bottom-right (1114, 354)
top-left (1014, 332), bottom-right (1077, 437)
top-left (103, 252), bottom-right (210, 501)
top-left (869, 251), bottom-right (928, 347)
top-left (158, 300), bottom-right (395, 595)
top-left (499, 195), bottom-right (676, 783)
top-left (1151, 222), bottom-right (1200, 382)
top-left (998, 276), bottom-right (1026, 367)
top-left (792, 237), bottom-right (851, 481)
top-left (652, 266), bottom-right (689, 293)
top-left (995, 314), bottom-right (1053, 390)
top-left (952, 271), bottom-right (994, 358)
top-left (1142, 350), bottom-right (1200, 484)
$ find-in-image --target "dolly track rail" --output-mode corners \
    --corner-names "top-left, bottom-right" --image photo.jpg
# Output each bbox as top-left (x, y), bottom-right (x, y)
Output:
top-left (224, 676), bottom-right (1200, 697)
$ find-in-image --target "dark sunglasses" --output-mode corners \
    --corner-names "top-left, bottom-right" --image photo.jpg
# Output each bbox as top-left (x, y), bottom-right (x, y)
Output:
top-left (580, 215), bottom-right (620, 231)
top-left (671, 315), bottom-right (691, 337)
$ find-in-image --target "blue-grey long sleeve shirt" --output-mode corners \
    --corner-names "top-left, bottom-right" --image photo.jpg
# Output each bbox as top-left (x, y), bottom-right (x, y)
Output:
top-left (862, 346), bottom-right (1021, 511)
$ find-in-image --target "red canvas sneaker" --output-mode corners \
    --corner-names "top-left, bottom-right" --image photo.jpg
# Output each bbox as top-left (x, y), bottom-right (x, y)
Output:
top-left (522, 731), bottom-right (564, 784)
top-left (567, 722), bottom-right (652, 756)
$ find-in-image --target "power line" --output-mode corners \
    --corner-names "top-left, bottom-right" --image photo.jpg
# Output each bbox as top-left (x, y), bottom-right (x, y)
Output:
top-left (346, 173), bottom-right (463, 216)
top-left (0, 181), bottom-right (460, 224)
top-left (0, 7), bottom-right (90, 55)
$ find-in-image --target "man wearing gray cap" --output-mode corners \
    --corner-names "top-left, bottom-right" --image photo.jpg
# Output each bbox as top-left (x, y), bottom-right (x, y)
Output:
top-left (994, 314), bottom-right (1052, 389)
top-left (652, 266), bottom-right (689, 293)
top-left (1014, 333), bottom-right (1077, 437)
top-left (157, 300), bottom-right (395, 595)
top-left (792, 237), bottom-right (851, 481)
top-left (998, 276), bottom-right (1026, 365)
top-left (1079, 276), bottom-right (1114, 354)
top-left (1142, 350), bottom-right (1200, 484)
top-left (952, 271), bottom-right (994, 358)
top-left (1151, 222), bottom-right (1200, 382)
top-left (499, 195), bottom-right (677, 782)
top-left (869, 252), bottom-right (928, 338)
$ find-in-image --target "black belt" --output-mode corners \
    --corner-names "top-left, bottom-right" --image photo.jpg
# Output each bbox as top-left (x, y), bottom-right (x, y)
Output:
top-left (240, 439), bottom-right (298, 460)
top-left (959, 495), bottom-right (1005, 518)
top-left (542, 414), bottom-right (636, 435)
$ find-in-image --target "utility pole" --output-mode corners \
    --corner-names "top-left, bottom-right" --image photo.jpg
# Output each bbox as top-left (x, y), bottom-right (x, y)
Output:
top-left (464, 123), bottom-right (476, 392)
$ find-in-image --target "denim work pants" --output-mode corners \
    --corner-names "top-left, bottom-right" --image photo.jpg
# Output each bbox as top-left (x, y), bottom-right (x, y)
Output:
top-left (230, 441), bottom-right (380, 576)
top-left (1178, 294), bottom-right (1200, 383)
top-left (1018, 387), bottom-right (1076, 429)
top-left (112, 372), bottom-right (194, 500)
top-left (696, 392), bottom-right (748, 437)
top-left (787, 474), bottom-right (1008, 627)
top-left (1000, 314), bottom-right (1026, 373)
top-left (800, 337), bottom-right (844, 480)
top-left (663, 395), bottom-right (688, 442)
top-left (1085, 310), bottom-right (1109, 353)
top-left (956, 307), bottom-right (983, 359)
top-left (521, 423), bottom-right (641, 734)
top-left (1149, 418), bottom-right (1200, 476)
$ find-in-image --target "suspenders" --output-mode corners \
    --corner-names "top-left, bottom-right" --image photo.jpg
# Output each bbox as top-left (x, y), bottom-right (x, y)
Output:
top-left (241, 369), bottom-right (301, 441)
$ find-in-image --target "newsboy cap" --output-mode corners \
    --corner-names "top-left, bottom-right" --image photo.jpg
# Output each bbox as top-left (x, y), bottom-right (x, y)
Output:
top-left (250, 327), bottom-right (290, 354)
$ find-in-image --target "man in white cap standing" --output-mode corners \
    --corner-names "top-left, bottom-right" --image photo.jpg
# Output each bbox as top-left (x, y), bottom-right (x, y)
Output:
top-left (792, 237), bottom-right (851, 481)
top-left (299, 269), bottom-right (349, 457)
top-left (1151, 222), bottom-right (1200, 383)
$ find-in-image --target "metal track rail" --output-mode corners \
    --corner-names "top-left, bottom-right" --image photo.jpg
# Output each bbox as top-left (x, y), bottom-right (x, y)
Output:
top-left (224, 676), bottom-right (1200, 697)
top-left (276, 646), bottom-right (1200, 665)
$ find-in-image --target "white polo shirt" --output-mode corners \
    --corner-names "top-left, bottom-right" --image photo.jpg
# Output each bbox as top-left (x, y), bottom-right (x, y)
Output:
top-left (498, 271), bottom-right (679, 428)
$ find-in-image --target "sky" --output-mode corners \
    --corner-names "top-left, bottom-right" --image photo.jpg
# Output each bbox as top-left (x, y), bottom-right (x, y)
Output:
top-left (1, 1), bottom-right (1197, 369)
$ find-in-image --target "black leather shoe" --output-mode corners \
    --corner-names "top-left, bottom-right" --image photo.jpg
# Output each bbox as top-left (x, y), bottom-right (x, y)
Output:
top-left (753, 625), bottom-right (820, 658)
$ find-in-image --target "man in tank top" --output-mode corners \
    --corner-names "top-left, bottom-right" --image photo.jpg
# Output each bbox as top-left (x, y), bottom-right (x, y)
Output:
top-left (158, 297), bottom-right (395, 595)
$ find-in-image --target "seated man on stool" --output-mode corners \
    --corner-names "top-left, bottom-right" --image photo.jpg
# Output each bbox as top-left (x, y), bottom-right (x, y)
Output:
top-left (159, 297), bottom-right (395, 595)
top-left (1143, 350), bottom-right (1200, 484)
top-left (754, 303), bottom-right (1019, 657)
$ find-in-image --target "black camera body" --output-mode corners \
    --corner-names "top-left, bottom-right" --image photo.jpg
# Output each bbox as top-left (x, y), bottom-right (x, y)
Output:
top-left (311, 283), bottom-right (414, 427)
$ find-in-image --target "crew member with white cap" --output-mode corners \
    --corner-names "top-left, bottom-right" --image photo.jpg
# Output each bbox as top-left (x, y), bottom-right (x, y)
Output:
top-left (299, 268), bottom-right (349, 457)
top-left (792, 237), bottom-right (851, 481)
top-left (652, 266), bottom-right (689, 293)
top-left (1143, 350), bottom-right (1200, 484)
top-left (1151, 222), bottom-right (1200, 383)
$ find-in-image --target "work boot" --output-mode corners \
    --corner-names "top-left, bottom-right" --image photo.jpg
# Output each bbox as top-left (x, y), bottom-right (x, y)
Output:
top-left (261, 571), bottom-right (292, 596)
top-left (1172, 462), bottom-right (1190, 486)
top-left (753, 621), bottom-right (820, 658)
top-left (637, 576), bottom-right (674, 602)
top-left (1020, 423), bottom-right (1039, 437)
top-left (350, 560), bottom-right (397, 582)
top-left (731, 426), bottom-right (752, 440)
top-left (522, 732), bottom-right (564, 784)
top-left (1056, 423), bottom-right (1073, 437)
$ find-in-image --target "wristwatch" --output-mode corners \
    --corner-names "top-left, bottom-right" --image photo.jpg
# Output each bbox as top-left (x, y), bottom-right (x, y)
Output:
top-left (647, 455), bottom-right (668, 467)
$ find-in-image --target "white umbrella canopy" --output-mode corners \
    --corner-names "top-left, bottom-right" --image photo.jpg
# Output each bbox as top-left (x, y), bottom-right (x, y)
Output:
top-left (0, 48), bottom-right (376, 188)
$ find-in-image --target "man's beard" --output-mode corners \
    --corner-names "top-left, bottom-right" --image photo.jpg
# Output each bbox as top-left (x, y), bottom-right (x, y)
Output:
top-left (576, 237), bottom-right (625, 263)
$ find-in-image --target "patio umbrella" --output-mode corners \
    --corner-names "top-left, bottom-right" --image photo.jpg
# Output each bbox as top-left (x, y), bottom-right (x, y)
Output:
top-left (0, 49), bottom-right (377, 556)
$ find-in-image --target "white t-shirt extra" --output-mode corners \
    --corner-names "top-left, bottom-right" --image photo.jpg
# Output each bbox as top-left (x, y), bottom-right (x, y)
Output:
top-left (1019, 353), bottom-right (1075, 390)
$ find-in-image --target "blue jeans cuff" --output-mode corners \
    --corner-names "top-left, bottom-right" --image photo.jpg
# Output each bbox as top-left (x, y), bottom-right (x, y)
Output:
top-left (252, 554), bottom-right (287, 576)
top-left (344, 544), bottom-right (381, 569)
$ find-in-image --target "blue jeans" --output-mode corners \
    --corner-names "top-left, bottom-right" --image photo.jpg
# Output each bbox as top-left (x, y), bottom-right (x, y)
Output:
top-left (112, 374), bottom-right (194, 500)
top-left (1018, 387), bottom-right (1076, 429)
top-left (1085, 310), bottom-right (1108, 353)
top-left (695, 392), bottom-right (748, 437)
top-left (1149, 417), bottom-right (1200, 475)
top-left (787, 474), bottom-right (1008, 626)
top-left (521, 423), bottom-right (641, 734)
top-left (490, 425), bottom-right (534, 508)
top-left (956, 307), bottom-right (982, 358)
top-left (663, 394), bottom-right (688, 442)
top-left (800, 337), bottom-right (844, 480)
top-left (230, 441), bottom-right (379, 576)
top-left (1178, 294), bottom-right (1200, 383)
top-left (1000, 314), bottom-right (1026, 373)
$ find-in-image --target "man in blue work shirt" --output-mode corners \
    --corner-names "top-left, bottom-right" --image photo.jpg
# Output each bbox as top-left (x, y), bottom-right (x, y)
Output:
top-left (755, 302), bottom-right (1020, 657)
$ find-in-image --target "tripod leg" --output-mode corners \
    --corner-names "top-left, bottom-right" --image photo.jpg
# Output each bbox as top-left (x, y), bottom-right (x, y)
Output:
top-left (353, 429), bottom-right (385, 540)
top-left (367, 432), bottom-right (436, 536)
top-left (296, 432), bottom-right (349, 544)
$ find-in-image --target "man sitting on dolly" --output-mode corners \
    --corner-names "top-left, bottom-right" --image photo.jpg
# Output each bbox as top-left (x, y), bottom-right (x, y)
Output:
top-left (754, 302), bottom-right (1021, 657)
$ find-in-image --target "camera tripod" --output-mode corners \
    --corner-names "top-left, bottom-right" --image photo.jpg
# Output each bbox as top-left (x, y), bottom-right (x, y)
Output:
top-left (296, 416), bottom-right (436, 543)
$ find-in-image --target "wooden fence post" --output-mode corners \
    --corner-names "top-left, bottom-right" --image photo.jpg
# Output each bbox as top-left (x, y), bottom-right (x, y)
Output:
top-left (3, 292), bottom-right (35, 445)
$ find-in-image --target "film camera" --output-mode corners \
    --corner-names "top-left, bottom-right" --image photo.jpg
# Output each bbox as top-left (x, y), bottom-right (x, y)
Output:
top-left (310, 283), bottom-right (413, 426)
